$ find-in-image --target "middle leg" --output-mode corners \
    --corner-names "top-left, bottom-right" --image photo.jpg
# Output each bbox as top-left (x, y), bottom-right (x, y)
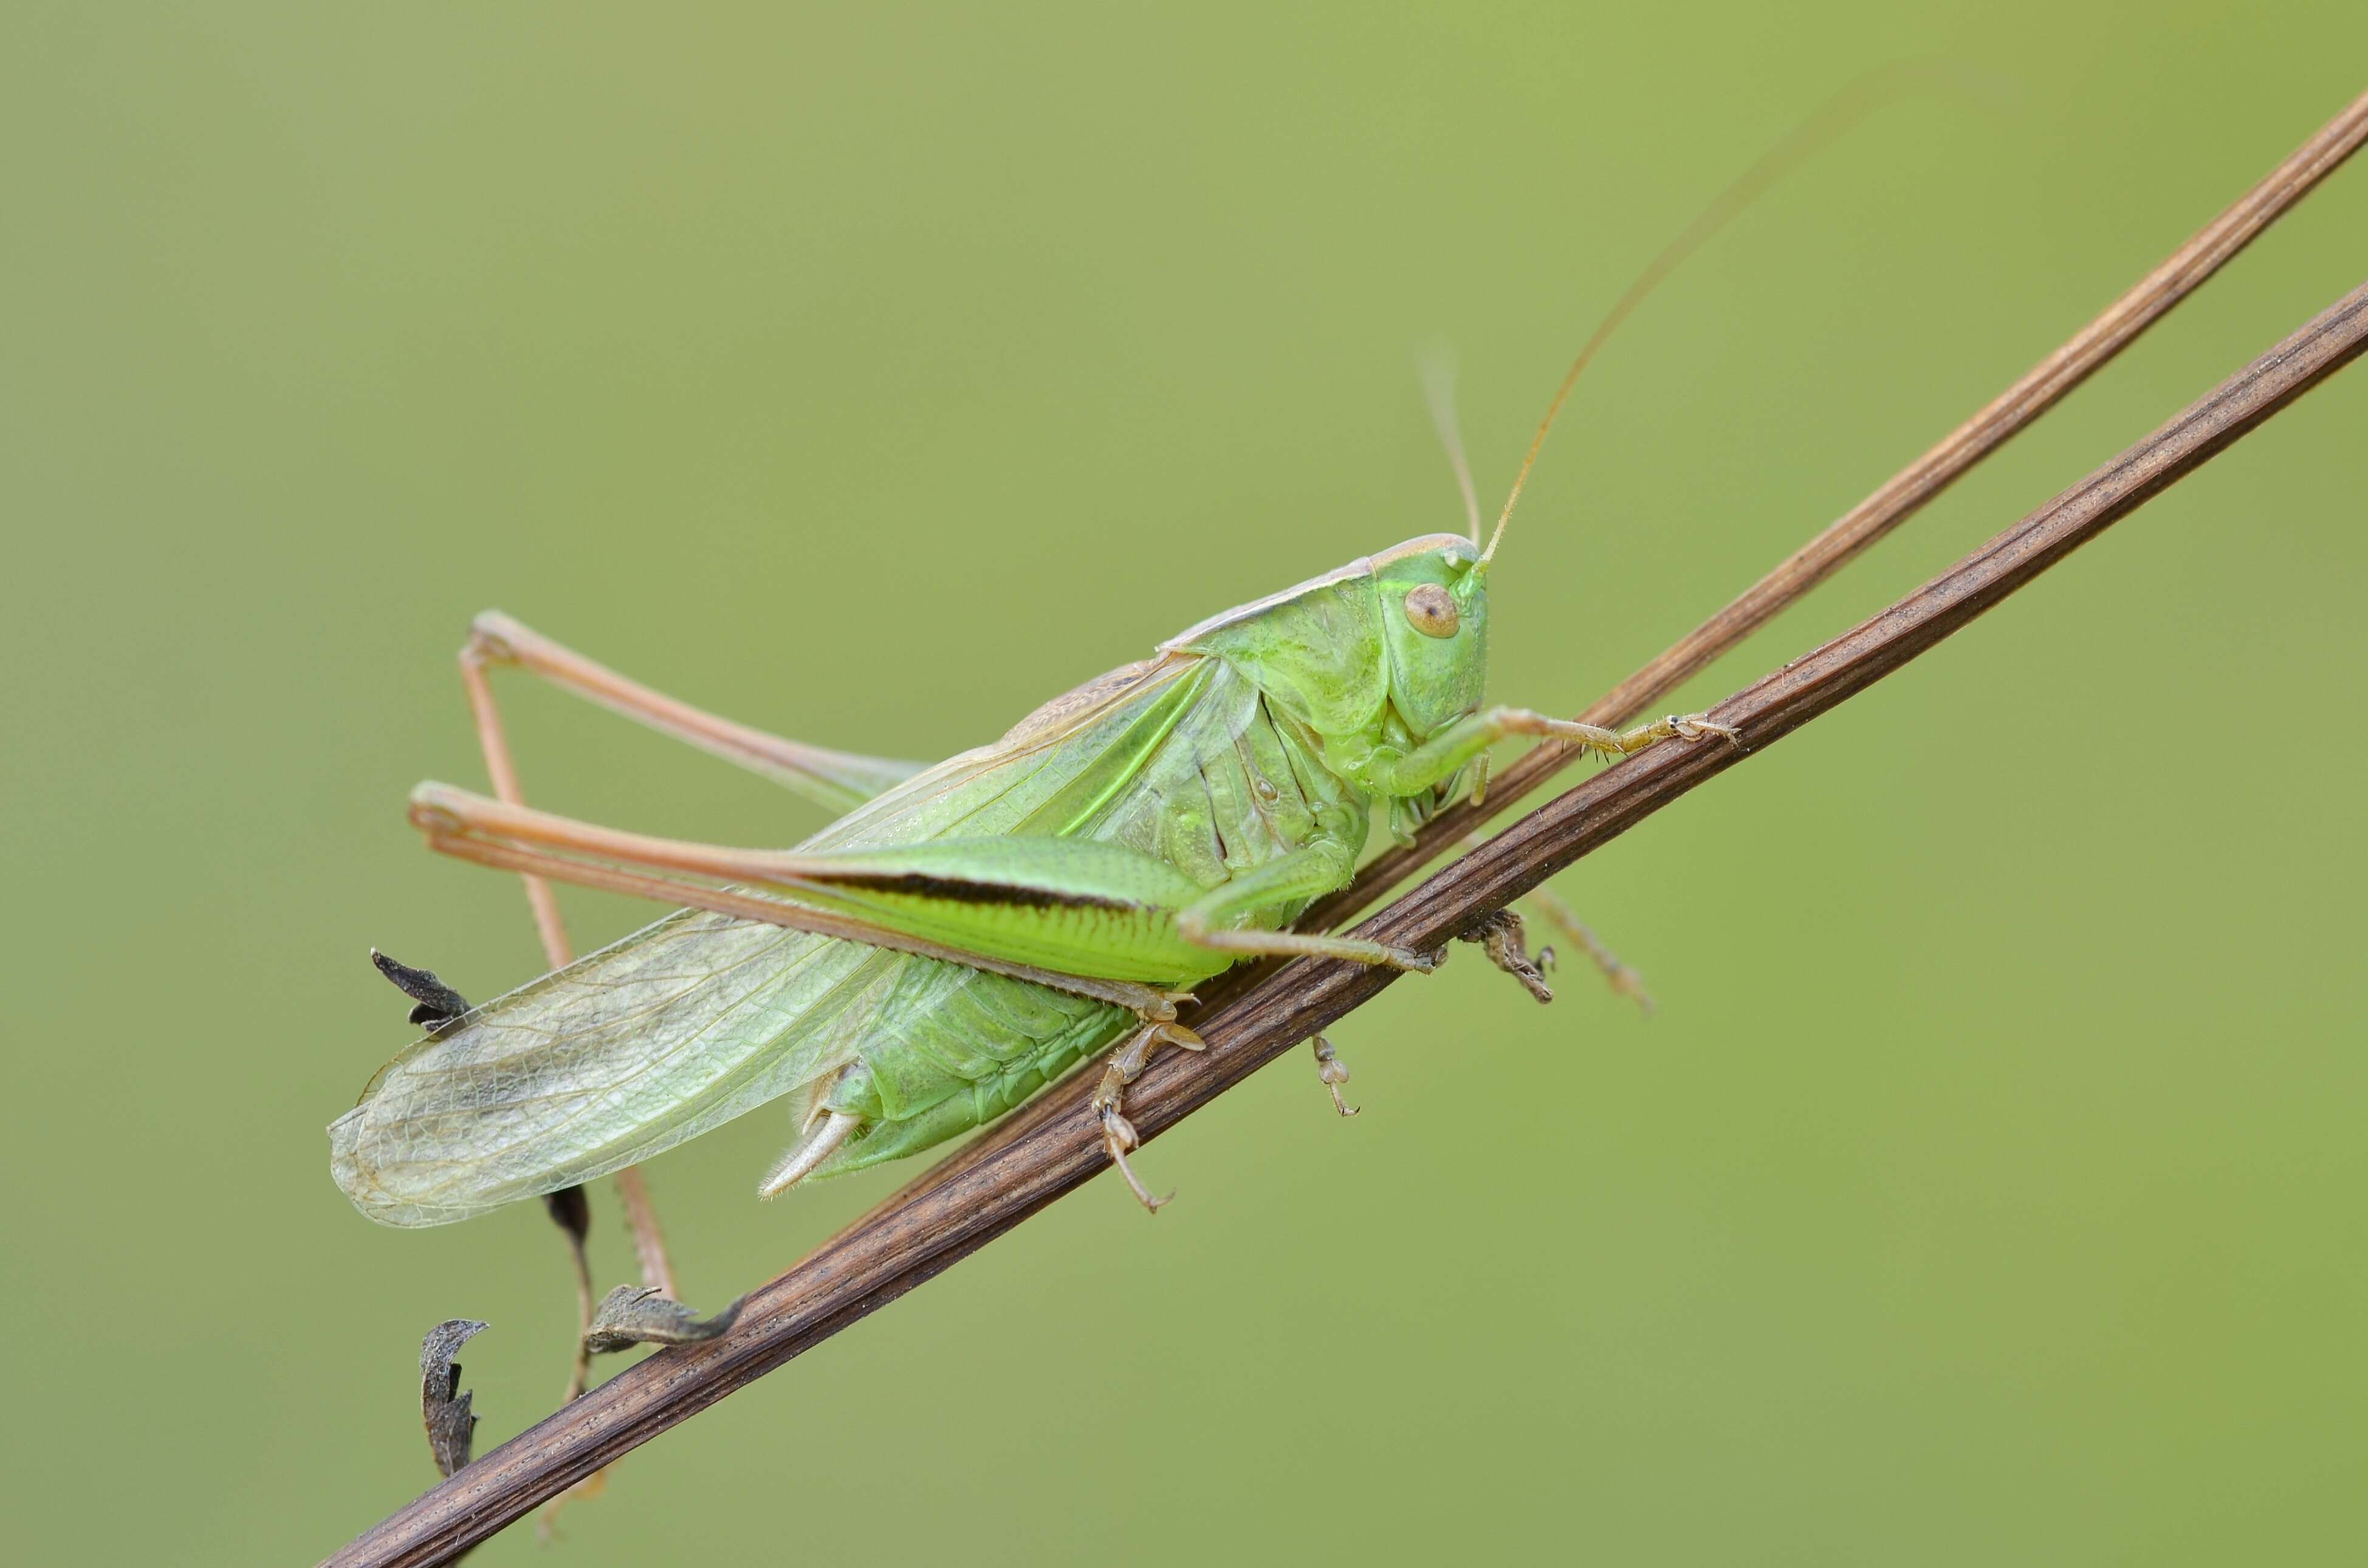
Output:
top-left (1173, 830), bottom-right (1444, 973)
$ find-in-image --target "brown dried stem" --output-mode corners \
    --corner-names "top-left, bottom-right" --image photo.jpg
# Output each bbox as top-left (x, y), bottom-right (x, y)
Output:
top-left (322, 252), bottom-right (2368, 1566)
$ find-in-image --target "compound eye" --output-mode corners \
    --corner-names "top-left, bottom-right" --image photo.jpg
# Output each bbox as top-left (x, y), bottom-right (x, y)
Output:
top-left (1403, 583), bottom-right (1460, 639)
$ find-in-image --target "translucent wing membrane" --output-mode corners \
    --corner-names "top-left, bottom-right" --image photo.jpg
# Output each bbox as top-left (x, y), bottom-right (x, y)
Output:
top-left (332, 909), bottom-right (903, 1225)
top-left (335, 653), bottom-right (1218, 1225)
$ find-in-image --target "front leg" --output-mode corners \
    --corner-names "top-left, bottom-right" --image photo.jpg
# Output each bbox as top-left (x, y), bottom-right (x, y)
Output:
top-left (1361, 705), bottom-right (1737, 797)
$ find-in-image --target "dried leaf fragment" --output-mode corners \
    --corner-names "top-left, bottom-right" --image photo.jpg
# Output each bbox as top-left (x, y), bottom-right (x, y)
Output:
top-left (420, 1318), bottom-right (488, 1478)
top-left (544, 1185), bottom-right (590, 1244)
top-left (372, 949), bottom-right (472, 1029)
top-left (582, 1286), bottom-right (743, 1357)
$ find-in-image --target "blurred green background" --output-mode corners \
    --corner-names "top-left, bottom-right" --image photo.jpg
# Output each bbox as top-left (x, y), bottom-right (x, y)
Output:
top-left (4, 3), bottom-right (2364, 1563)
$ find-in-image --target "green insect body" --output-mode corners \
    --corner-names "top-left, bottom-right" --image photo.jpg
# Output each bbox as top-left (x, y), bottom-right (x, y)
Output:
top-left (332, 530), bottom-right (1641, 1227)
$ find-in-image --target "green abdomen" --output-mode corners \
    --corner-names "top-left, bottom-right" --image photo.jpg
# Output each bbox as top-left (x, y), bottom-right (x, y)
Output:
top-left (819, 964), bottom-right (1133, 1173)
top-left (813, 671), bottom-right (1366, 1173)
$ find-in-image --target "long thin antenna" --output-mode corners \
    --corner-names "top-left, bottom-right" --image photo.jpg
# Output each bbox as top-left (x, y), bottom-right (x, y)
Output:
top-left (1482, 65), bottom-right (1969, 566)
top-left (1419, 345), bottom-right (1485, 543)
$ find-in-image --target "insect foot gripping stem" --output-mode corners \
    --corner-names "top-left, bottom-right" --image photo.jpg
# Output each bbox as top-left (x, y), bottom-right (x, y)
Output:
top-left (1506, 708), bottom-right (1741, 761)
top-left (1461, 909), bottom-right (1556, 1003)
top-left (1090, 1021), bottom-right (1207, 1213)
top-left (1309, 1035), bottom-right (1359, 1117)
top-left (1656, 712), bottom-right (1741, 746)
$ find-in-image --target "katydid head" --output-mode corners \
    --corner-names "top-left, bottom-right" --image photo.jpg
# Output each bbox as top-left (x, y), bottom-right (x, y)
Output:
top-left (1371, 535), bottom-right (1488, 741)
top-left (1159, 532), bottom-right (1488, 748)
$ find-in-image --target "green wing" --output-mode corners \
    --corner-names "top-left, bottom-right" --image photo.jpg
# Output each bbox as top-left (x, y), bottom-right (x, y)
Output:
top-left (331, 654), bottom-right (1218, 1227)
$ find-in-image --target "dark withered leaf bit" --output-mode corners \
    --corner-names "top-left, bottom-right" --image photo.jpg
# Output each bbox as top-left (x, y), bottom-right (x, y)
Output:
top-left (544, 1185), bottom-right (591, 1245)
top-left (372, 949), bottom-right (472, 1029)
top-left (582, 1286), bottom-right (744, 1357)
top-left (420, 1318), bottom-right (488, 1479)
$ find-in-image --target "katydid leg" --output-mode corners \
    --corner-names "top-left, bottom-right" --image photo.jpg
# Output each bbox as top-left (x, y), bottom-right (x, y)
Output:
top-left (1361, 705), bottom-right (1737, 798)
top-left (1309, 1034), bottom-right (1358, 1117)
top-left (1090, 1021), bottom-right (1207, 1211)
top-left (1173, 832), bottom-right (1440, 973)
top-left (1446, 830), bottom-right (1652, 1012)
top-left (410, 785), bottom-right (1188, 1016)
top-left (1459, 894), bottom-right (1654, 1012)
top-left (458, 632), bottom-right (575, 971)
top-left (1519, 882), bottom-right (1654, 1014)
top-left (1463, 908), bottom-right (1555, 1002)
top-left (467, 611), bottom-right (925, 813)
top-left (418, 779), bottom-right (1440, 987)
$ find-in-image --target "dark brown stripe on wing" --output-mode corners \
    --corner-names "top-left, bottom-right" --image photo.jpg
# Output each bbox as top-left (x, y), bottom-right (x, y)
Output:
top-left (802, 872), bottom-right (1138, 910)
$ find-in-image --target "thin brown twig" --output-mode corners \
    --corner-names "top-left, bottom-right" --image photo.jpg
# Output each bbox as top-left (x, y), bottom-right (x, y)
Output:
top-left (1309, 83), bottom-right (2368, 936)
top-left (609, 1169), bottom-right (677, 1300)
top-left (461, 634), bottom-right (682, 1536)
top-left (322, 258), bottom-right (2368, 1567)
